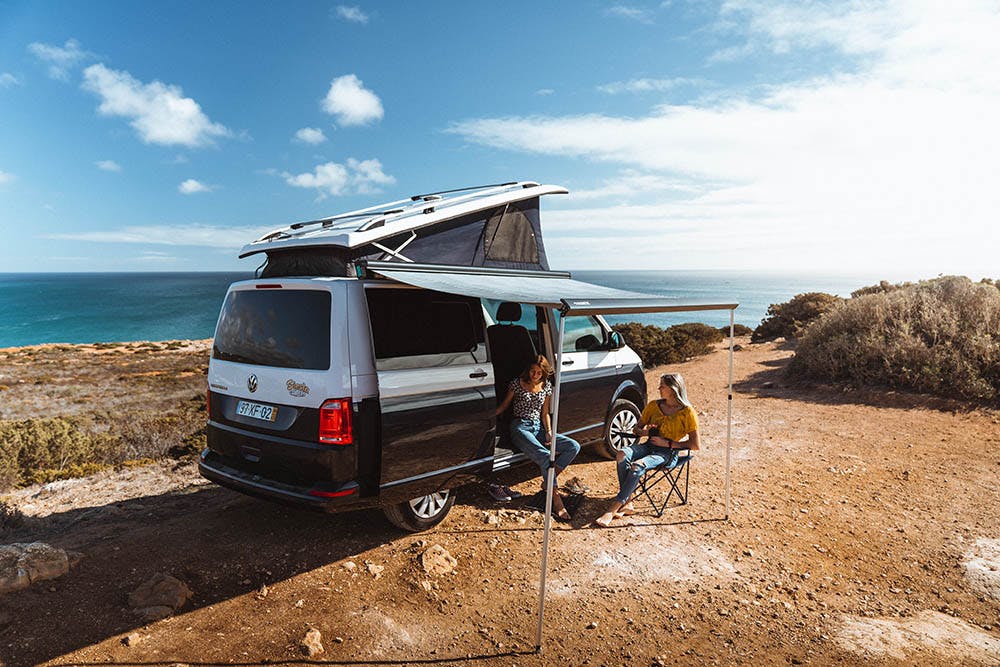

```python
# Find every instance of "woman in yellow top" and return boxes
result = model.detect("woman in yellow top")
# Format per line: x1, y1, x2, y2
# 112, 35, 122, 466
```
595, 373, 699, 527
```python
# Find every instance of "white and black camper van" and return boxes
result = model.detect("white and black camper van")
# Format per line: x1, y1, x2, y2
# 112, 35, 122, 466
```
200, 182, 648, 530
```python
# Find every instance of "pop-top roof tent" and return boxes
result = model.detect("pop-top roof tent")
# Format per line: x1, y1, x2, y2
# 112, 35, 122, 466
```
240, 181, 565, 277
241, 182, 738, 652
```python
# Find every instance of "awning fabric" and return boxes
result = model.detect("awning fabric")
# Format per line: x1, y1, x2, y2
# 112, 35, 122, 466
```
365, 262, 738, 314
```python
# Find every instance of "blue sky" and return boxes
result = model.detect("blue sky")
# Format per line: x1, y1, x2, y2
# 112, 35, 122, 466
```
0, 1, 997, 277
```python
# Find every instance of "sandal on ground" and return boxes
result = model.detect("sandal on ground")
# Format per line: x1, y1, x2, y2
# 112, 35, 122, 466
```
562, 476, 591, 495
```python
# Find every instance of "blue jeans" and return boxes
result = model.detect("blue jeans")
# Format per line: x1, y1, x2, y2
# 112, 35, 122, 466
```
510, 417, 580, 485
615, 441, 679, 504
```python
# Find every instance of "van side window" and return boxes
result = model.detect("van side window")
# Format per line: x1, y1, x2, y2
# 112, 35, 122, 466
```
367, 288, 488, 370
561, 315, 606, 353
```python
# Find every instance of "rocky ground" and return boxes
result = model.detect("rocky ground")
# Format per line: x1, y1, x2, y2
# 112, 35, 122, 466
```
1, 339, 999, 666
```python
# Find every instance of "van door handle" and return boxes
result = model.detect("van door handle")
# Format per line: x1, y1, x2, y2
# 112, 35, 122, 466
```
469, 370, 488, 378
562, 360, 575, 366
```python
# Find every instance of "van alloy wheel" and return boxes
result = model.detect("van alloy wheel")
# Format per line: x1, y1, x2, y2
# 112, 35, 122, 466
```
383, 489, 456, 532
409, 491, 450, 519
595, 399, 641, 460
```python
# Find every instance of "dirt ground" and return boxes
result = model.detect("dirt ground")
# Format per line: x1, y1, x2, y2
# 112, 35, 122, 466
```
2, 339, 1000, 666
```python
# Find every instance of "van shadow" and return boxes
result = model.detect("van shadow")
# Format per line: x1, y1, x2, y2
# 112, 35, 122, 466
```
0, 484, 404, 667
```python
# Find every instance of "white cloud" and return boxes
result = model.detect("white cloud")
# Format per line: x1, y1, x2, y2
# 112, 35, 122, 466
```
449, 0, 1000, 276
45, 223, 273, 247
0, 73, 20, 88
135, 251, 179, 263
568, 170, 705, 200
27, 39, 94, 80
335, 5, 370, 24
294, 127, 327, 144
536, 88, 555, 96
283, 157, 394, 198
82, 64, 231, 147
178, 179, 213, 194
606, 5, 654, 23
597, 77, 706, 94
0, 170, 12, 184
322, 74, 383, 126
95, 159, 121, 172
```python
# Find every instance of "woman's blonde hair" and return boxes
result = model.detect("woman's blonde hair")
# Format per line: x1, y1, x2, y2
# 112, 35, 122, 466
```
520, 355, 553, 383
660, 372, 691, 406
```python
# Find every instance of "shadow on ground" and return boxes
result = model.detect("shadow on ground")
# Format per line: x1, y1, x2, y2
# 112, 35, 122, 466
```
0, 484, 403, 666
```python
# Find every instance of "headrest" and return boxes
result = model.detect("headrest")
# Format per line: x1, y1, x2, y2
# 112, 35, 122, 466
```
496, 302, 522, 323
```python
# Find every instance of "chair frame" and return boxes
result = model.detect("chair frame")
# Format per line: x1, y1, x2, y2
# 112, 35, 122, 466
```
636, 451, 692, 517
612, 430, 694, 517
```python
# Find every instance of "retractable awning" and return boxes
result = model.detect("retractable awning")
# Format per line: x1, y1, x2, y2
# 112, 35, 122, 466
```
359, 260, 738, 653
361, 261, 738, 314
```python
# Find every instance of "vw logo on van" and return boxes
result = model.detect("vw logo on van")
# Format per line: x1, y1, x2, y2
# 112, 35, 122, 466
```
247, 374, 258, 393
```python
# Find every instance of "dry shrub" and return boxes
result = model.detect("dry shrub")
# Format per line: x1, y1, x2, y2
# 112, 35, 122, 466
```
790, 276, 1000, 400
719, 323, 753, 337
612, 322, 723, 368
752, 292, 844, 342
0, 393, 206, 490
0, 417, 117, 491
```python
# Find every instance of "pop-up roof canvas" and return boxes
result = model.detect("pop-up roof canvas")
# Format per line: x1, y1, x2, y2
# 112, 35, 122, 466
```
241, 183, 565, 278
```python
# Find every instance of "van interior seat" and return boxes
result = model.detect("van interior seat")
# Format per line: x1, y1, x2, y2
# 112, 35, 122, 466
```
487, 302, 538, 449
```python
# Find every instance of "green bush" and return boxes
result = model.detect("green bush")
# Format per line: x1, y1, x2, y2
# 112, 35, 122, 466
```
752, 292, 844, 342
789, 276, 1000, 400
612, 321, 722, 368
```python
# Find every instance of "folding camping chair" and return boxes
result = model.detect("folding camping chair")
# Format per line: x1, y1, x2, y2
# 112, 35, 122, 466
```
613, 431, 694, 517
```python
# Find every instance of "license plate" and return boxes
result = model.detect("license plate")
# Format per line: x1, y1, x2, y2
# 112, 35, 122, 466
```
236, 400, 278, 422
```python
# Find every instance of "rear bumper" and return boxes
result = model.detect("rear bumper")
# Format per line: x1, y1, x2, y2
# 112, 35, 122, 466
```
198, 449, 373, 512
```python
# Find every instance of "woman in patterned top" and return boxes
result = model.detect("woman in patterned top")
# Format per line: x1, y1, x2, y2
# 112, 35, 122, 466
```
495, 355, 581, 520
595, 372, 699, 527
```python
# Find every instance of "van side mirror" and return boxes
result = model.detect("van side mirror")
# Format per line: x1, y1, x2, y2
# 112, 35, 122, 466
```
608, 331, 624, 350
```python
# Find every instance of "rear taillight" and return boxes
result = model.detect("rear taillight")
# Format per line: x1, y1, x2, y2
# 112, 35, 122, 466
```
319, 398, 353, 445
206, 388, 212, 419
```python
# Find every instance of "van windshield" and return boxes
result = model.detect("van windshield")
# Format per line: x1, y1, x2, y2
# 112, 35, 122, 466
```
212, 289, 331, 370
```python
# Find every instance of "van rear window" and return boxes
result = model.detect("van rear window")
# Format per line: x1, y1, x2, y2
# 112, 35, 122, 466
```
212, 289, 331, 370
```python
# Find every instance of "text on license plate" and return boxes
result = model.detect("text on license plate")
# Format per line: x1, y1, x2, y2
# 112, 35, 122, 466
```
236, 400, 278, 422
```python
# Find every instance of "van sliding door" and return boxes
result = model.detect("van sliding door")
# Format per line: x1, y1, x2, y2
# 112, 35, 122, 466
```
366, 287, 495, 499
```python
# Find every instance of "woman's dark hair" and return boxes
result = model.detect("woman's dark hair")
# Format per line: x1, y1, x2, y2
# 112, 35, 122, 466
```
520, 355, 553, 383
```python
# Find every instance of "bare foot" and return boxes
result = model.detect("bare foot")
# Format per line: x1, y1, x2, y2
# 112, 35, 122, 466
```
552, 493, 571, 521
614, 502, 637, 518
594, 512, 616, 528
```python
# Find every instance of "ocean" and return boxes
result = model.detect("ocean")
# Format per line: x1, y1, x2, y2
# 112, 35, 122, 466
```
0, 270, 887, 348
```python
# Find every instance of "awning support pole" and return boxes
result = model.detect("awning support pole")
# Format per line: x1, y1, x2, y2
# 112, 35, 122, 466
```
535, 311, 566, 652
725, 308, 734, 520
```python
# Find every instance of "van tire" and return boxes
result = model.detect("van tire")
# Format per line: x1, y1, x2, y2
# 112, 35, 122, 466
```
383, 490, 456, 532
595, 399, 641, 460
